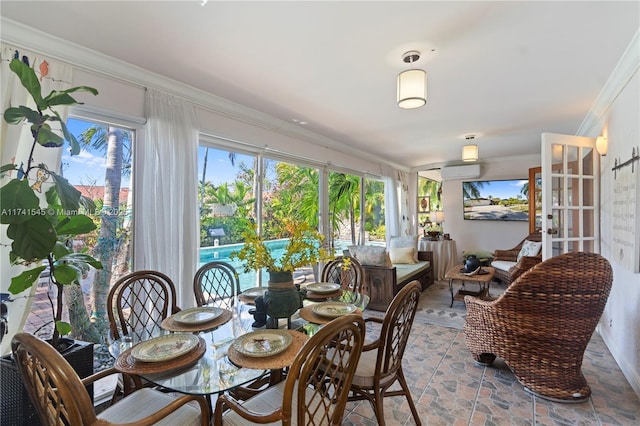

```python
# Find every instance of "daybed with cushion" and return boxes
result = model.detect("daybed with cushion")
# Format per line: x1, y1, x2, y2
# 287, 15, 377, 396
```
349, 237, 434, 311
490, 231, 542, 285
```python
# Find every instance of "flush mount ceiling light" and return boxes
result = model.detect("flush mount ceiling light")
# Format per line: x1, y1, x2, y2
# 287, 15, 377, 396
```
397, 51, 426, 109
462, 135, 479, 162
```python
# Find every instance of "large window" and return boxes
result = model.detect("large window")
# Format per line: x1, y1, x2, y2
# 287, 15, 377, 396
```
24, 117, 134, 341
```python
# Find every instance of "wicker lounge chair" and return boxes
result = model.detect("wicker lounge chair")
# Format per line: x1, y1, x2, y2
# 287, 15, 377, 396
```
490, 231, 542, 285
464, 252, 613, 402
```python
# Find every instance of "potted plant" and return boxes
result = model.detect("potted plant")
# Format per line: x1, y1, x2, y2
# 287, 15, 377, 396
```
230, 219, 332, 321
424, 223, 443, 241
0, 59, 103, 348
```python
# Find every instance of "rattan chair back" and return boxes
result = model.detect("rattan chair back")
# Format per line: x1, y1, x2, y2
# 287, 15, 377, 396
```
215, 314, 365, 425
321, 255, 365, 295
348, 280, 422, 425
107, 270, 180, 341
12, 333, 98, 425
193, 261, 240, 309
464, 251, 613, 401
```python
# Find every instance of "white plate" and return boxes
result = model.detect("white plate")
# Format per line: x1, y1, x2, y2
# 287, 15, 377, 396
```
242, 287, 267, 299
306, 282, 341, 294
232, 330, 293, 358
312, 302, 357, 318
172, 307, 224, 324
131, 334, 199, 362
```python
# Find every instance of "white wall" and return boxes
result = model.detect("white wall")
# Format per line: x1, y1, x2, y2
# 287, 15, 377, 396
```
596, 68, 640, 397
440, 156, 539, 262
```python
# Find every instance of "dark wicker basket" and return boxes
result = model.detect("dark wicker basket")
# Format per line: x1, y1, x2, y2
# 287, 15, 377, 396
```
1, 339, 94, 425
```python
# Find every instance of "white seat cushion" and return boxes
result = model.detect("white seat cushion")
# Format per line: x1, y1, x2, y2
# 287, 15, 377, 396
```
97, 387, 202, 426
491, 260, 516, 272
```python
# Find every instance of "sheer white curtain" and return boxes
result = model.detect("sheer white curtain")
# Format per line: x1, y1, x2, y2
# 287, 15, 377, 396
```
0, 44, 73, 355
381, 164, 401, 240
140, 89, 199, 310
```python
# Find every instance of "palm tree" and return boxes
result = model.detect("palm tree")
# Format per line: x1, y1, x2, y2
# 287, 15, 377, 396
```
329, 173, 360, 246
72, 125, 130, 340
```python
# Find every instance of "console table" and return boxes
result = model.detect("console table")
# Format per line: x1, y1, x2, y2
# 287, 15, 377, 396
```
418, 239, 457, 280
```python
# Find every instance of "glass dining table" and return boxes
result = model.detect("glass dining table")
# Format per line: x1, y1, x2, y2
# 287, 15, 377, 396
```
107, 288, 369, 397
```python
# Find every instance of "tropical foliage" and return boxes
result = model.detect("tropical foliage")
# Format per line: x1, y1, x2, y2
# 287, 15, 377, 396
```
230, 219, 332, 273
0, 59, 102, 348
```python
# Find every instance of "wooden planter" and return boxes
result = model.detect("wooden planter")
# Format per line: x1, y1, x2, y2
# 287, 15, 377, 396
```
1, 338, 94, 426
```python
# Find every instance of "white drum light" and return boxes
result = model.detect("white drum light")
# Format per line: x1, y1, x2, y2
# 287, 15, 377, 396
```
397, 51, 426, 109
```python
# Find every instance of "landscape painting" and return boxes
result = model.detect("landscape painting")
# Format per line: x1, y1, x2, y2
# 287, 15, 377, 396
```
463, 179, 529, 221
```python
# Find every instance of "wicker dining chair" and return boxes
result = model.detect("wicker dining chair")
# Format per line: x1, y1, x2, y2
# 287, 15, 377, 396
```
347, 280, 422, 426
214, 313, 365, 425
193, 261, 240, 309
321, 255, 366, 301
464, 251, 613, 402
107, 270, 180, 341
11, 332, 209, 426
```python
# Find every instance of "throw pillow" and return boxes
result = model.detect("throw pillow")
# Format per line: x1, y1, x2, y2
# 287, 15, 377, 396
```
389, 235, 419, 261
517, 240, 542, 261
389, 247, 417, 264
348, 245, 390, 266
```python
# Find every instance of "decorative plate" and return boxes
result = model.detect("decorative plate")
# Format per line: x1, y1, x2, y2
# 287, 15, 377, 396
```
232, 330, 293, 358
242, 287, 267, 299
306, 282, 341, 294
172, 307, 224, 324
131, 334, 199, 362
312, 302, 357, 318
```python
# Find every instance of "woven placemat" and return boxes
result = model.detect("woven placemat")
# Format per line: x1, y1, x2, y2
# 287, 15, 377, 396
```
299, 305, 362, 325
227, 330, 308, 370
304, 289, 342, 301
114, 336, 206, 375
161, 308, 232, 332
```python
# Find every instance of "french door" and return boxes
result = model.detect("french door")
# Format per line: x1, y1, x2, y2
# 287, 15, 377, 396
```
541, 133, 599, 260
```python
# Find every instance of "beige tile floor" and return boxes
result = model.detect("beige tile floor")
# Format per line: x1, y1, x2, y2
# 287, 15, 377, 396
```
341, 281, 640, 425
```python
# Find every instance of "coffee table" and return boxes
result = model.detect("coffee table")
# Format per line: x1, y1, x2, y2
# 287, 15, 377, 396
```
444, 265, 495, 307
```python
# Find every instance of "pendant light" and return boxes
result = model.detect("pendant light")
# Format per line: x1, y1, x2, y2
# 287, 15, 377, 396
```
397, 51, 427, 109
462, 135, 479, 162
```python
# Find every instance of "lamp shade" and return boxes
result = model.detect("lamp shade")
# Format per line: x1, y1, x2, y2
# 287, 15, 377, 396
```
430, 211, 445, 224
462, 145, 479, 162
397, 69, 426, 109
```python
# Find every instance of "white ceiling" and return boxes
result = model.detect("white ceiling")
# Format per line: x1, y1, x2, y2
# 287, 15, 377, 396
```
1, 1, 638, 170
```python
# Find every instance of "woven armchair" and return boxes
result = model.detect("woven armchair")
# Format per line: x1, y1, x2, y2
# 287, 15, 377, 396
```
464, 252, 613, 402
491, 231, 542, 285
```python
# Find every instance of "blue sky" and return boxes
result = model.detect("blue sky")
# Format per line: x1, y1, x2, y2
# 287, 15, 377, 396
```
467, 179, 528, 200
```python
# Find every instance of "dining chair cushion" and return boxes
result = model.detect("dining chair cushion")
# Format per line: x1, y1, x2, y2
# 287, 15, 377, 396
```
98, 388, 203, 426
221, 382, 319, 425
350, 349, 378, 387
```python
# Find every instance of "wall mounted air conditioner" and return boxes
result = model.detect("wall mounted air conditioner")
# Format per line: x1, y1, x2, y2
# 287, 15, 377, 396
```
440, 164, 481, 180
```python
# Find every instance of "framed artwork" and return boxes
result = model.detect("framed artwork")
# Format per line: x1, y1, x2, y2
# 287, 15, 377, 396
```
418, 196, 430, 213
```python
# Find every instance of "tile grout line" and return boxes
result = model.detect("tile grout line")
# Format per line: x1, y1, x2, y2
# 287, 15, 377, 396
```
469, 361, 487, 425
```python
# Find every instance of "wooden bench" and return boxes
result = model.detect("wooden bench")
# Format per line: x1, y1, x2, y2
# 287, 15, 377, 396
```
362, 251, 434, 311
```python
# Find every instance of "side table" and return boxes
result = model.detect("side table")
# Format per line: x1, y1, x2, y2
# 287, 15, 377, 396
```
444, 265, 495, 307
418, 239, 457, 280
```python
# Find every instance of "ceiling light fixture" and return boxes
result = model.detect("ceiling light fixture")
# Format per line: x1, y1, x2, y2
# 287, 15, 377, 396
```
462, 135, 479, 162
397, 51, 426, 109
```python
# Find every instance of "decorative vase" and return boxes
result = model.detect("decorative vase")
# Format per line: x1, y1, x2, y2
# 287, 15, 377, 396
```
263, 270, 303, 325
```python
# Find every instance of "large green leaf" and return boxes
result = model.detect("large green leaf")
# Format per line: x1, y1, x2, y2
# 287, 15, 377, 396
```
58, 252, 103, 270
35, 123, 65, 147
9, 59, 45, 109
57, 115, 81, 155
55, 213, 97, 236
4, 105, 42, 125
8, 216, 57, 260
44, 86, 98, 107
55, 321, 71, 336
52, 241, 71, 259
49, 172, 82, 211
52, 263, 81, 285
0, 179, 40, 224
8, 266, 46, 294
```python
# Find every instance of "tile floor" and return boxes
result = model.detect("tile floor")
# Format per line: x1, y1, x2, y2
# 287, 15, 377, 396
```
341, 281, 640, 425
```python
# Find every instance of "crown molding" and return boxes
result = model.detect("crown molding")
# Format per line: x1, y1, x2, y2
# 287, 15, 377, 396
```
577, 29, 640, 137
1, 18, 407, 173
